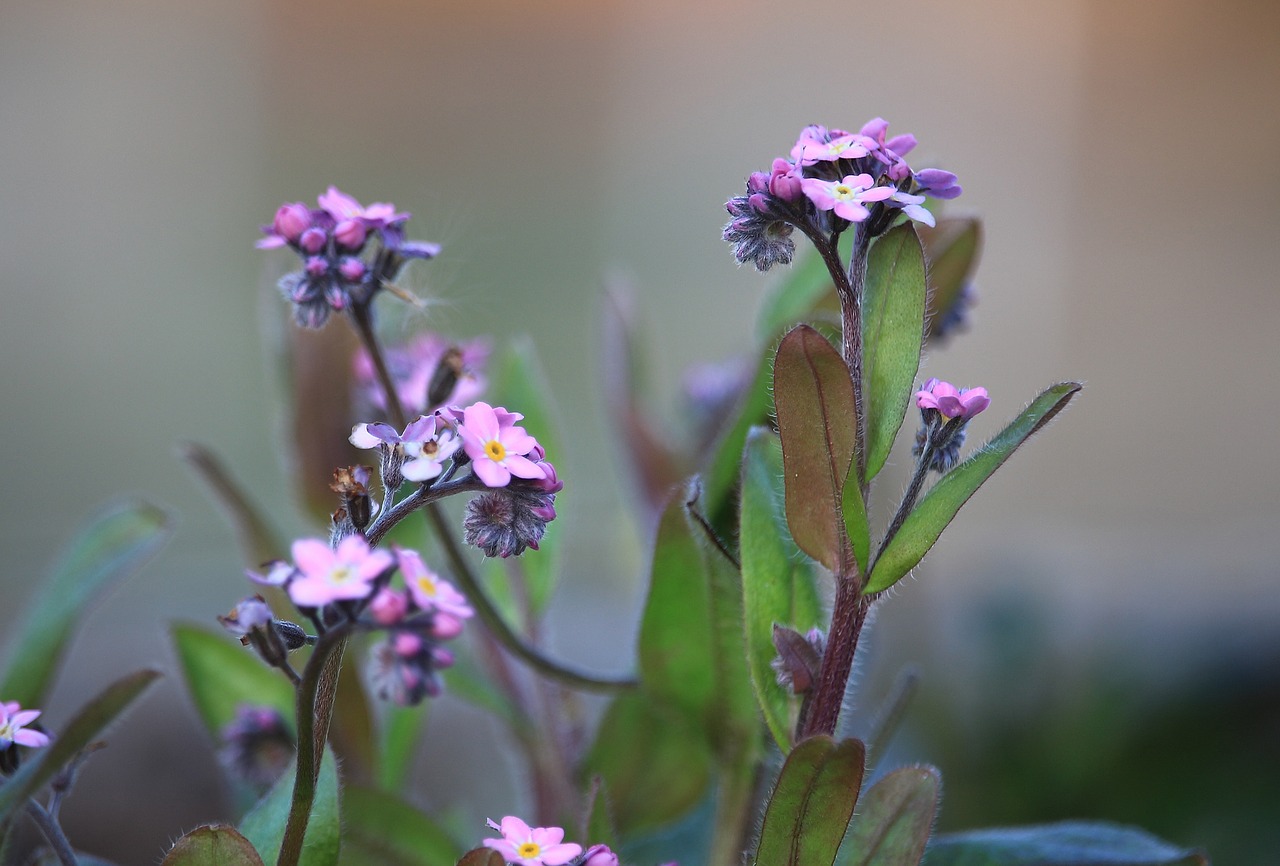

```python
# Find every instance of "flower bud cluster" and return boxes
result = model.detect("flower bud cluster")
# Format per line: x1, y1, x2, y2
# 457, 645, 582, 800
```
724, 118, 962, 271
257, 186, 441, 327
913, 377, 990, 473
218, 705, 294, 791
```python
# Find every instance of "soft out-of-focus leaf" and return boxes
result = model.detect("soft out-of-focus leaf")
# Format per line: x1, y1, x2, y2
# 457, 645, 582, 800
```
921, 821, 1209, 866
456, 850, 505, 866
752, 736, 866, 866
285, 323, 361, 520
702, 344, 774, 535
376, 701, 429, 792
755, 234, 851, 342
601, 286, 686, 512
739, 428, 823, 750
0, 501, 170, 708
637, 480, 756, 755
867, 382, 1081, 592
583, 776, 620, 851
918, 218, 982, 342
172, 623, 297, 741
773, 325, 857, 572
240, 748, 340, 866
838, 765, 940, 866
161, 825, 266, 866
178, 442, 284, 567
0, 669, 162, 821
862, 224, 927, 482
339, 786, 459, 865
443, 646, 522, 728
584, 692, 714, 834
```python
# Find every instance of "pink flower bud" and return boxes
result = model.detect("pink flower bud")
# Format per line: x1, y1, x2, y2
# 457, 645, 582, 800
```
393, 632, 424, 657
584, 845, 620, 866
334, 219, 367, 250
768, 158, 803, 202
273, 203, 312, 242
305, 256, 327, 277
370, 588, 409, 625
431, 646, 455, 668
431, 612, 464, 640
338, 257, 366, 281
299, 227, 327, 254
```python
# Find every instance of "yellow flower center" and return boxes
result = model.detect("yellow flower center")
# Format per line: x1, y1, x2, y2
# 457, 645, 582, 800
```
518, 842, 541, 859
833, 184, 856, 200
485, 439, 506, 462
415, 575, 438, 597
331, 566, 354, 584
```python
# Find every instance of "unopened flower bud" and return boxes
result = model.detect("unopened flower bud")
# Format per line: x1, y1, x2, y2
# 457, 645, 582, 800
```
305, 256, 328, 277
219, 705, 294, 792
219, 595, 273, 641
333, 219, 367, 249
274, 620, 310, 651
338, 256, 366, 282
430, 646, 455, 668
430, 612, 464, 640
299, 227, 327, 254
370, 588, 409, 625
393, 632, 424, 657
273, 203, 312, 242
583, 845, 621, 866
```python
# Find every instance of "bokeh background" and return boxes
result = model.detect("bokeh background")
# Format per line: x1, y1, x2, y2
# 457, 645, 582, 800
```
2, 0, 1278, 863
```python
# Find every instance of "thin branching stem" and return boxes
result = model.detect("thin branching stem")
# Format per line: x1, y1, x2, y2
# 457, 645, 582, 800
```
25, 800, 77, 866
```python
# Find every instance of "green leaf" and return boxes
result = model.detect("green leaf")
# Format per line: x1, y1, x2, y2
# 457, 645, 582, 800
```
701, 344, 774, 533
838, 766, 940, 866
773, 325, 857, 572
583, 692, 714, 835
739, 428, 823, 750
456, 850, 505, 866
918, 218, 982, 343
637, 480, 756, 755
240, 748, 341, 866
172, 623, 297, 741
339, 786, 460, 865
752, 736, 867, 866
867, 382, 1082, 593
376, 701, 429, 792
921, 821, 1209, 866
161, 825, 266, 866
443, 645, 522, 729
862, 224, 927, 481
0, 501, 170, 708
841, 471, 871, 579
0, 669, 162, 820
583, 776, 620, 851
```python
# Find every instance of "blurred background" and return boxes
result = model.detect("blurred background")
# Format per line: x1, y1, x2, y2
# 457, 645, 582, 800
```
1, 0, 1277, 863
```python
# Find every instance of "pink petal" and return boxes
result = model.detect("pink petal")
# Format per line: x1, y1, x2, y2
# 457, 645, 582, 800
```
402, 457, 444, 482
498, 428, 539, 456
499, 816, 533, 841
355, 549, 394, 582
463, 402, 501, 441
11, 710, 40, 728
474, 459, 512, 488
503, 454, 546, 480
335, 535, 373, 564
292, 539, 335, 576
288, 578, 338, 607
317, 186, 362, 218
531, 827, 565, 847
540, 843, 584, 866
255, 235, 287, 249
14, 729, 50, 748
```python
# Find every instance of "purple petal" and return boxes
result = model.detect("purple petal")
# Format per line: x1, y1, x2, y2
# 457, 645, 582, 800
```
14, 729, 50, 748
401, 415, 438, 442
397, 240, 441, 260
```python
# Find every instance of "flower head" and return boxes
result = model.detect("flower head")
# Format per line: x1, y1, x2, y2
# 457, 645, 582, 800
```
395, 548, 473, 620
915, 378, 990, 420
723, 191, 795, 272
483, 816, 582, 866
801, 174, 894, 223
0, 701, 49, 751
287, 535, 392, 608
459, 402, 545, 488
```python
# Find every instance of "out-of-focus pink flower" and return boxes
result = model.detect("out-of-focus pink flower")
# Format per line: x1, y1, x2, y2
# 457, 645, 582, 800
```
795, 132, 875, 165
915, 378, 990, 420
483, 816, 582, 866
354, 334, 490, 417
246, 560, 295, 587
317, 186, 409, 228
287, 536, 391, 607
459, 402, 546, 488
369, 588, 409, 626
801, 174, 894, 222
395, 548, 474, 620
583, 844, 620, 866
351, 414, 461, 483
218, 595, 273, 638
0, 701, 49, 750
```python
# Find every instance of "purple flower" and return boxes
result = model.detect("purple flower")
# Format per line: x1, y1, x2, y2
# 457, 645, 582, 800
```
886, 188, 936, 228
801, 174, 894, 223
583, 844, 621, 866
483, 816, 582, 866
915, 168, 963, 200
459, 402, 545, 488
287, 536, 392, 608
395, 548, 473, 620
351, 413, 461, 483
354, 333, 489, 418
218, 595, 273, 638
0, 701, 49, 750
915, 378, 990, 420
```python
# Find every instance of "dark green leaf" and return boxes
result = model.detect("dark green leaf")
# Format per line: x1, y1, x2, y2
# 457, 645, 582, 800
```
456, 850, 505, 866
838, 765, 940, 866
0, 669, 162, 820
172, 623, 297, 741
583, 692, 714, 834
376, 701, 429, 792
739, 428, 823, 750
919, 218, 982, 342
240, 748, 340, 866
921, 821, 1209, 866
773, 325, 857, 572
161, 825, 266, 866
701, 345, 774, 532
0, 501, 170, 708
862, 224, 927, 481
868, 382, 1082, 593
752, 736, 867, 866
339, 786, 460, 865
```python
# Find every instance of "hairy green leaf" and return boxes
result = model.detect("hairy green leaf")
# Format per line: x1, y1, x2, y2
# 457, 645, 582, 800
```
919, 218, 982, 342
161, 825, 266, 866
172, 623, 297, 742
838, 765, 940, 866
868, 382, 1082, 593
240, 748, 340, 866
921, 821, 1209, 866
753, 736, 867, 866
339, 786, 460, 865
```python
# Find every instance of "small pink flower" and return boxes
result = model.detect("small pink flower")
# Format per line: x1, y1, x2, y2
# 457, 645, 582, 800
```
287, 536, 392, 608
583, 844, 620, 866
801, 175, 894, 223
795, 132, 875, 165
888, 188, 936, 227
369, 588, 409, 625
459, 402, 546, 488
218, 595, 273, 638
0, 701, 50, 750
483, 816, 582, 866
351, 414, 461, 483
915, 378, 990, 420
317, 186, 409, 229
395, 548, 473, 620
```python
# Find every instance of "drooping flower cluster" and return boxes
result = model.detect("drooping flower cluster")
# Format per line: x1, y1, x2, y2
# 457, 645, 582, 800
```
354, 332, 490, 418
257, 187, 441, 327
724, 118, 962, 271
913, 377, 990, 472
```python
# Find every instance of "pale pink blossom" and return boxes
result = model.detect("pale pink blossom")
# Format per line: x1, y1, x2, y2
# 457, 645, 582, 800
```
395, 548, 473, 620
915, 378, 990, 420
287, 536, 391, 607
483, 816, 582, 866
459, 402, 545, 488
0, 701, 49, 750
801, 174, 894, 222
350, 414, 461, 483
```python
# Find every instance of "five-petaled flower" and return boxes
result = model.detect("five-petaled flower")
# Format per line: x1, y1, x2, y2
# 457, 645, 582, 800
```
287, 536, 392, 608
395, 547, 474, 621
483, 816, 582, 866
915, 378, 990, 420
801, 174, 894, 223
351, 413, 462, 483
0, 701, 49, 751
459, 402, 546, 488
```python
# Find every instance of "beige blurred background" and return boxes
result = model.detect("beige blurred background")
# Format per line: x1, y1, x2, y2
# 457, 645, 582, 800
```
1, 0, 1277, 861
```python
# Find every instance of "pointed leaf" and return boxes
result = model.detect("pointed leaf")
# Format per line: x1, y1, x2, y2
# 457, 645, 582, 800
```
702, 344, 774, 533
739, 428, 823, 749
921, 821, 1209, 866
240, 748, 341, 866
339, 786, 460, 865
838, 765, 940, 866
161, 825, 266, 866
172, 623, 297, 742
583, 693, 713, 834
919, 218, 981, 342
456, 850, 505, 866
862, 224, 927, 481
0, 501, 170, 708
376, 701, 429, 792
868, 383, 1082, 593
0, 669, 162, 820
773, 325, 857, 572
752, 736, 867, 866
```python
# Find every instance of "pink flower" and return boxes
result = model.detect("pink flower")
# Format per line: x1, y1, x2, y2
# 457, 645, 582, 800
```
794, 132, 875, 165
767, 158, 803, 202
888, 188, 936, 227
801, 174, 894, 223
583, 844, 620, 866
0, 701, 50, 750
395, 548, 473, 620
369, 588, 409, 625
459, 402, 546, 488
351, 414, 461, 483
354, 334, 490, 417
317, 186, 409, 229
287, 536, 392, 608
483, 816, 582, 866
915, 378, 990, 420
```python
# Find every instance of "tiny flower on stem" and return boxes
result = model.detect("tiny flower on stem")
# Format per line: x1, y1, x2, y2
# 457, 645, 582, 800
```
915, 378, 990, 420
483, 816, 582, 866
0, 701, 49, 750
801, 174, 894, 223
395, 547, 474, 620
459, 402, 545, 488
287, 535, 392, 608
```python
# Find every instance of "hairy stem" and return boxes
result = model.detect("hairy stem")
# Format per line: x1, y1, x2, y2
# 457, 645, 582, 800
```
25, 800, 77, 866
799, 578, 870, 739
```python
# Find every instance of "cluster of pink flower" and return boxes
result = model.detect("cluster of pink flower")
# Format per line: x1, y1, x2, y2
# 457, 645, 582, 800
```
482, 817, 639, 866
913, 377, 991, 472
724, 118, 962, 271
257, 187, 441, 327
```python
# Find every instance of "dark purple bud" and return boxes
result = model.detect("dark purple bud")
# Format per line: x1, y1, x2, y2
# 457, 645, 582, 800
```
305, 256, 327, 277
771, 624, 825, 694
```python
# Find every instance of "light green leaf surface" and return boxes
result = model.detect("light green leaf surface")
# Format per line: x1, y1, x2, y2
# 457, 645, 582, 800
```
161, 825, 266, 866
921, 821, 1208, 866
240, 748, 341, 866
838, 765, 940, 866
172, 623, 297, 741
752, 736, 867, 866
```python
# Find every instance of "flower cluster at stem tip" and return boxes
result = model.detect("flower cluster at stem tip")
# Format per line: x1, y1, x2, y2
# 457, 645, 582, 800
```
483, 816, 634, 866
723, 117, 962, 271
913, 377, 990, 473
